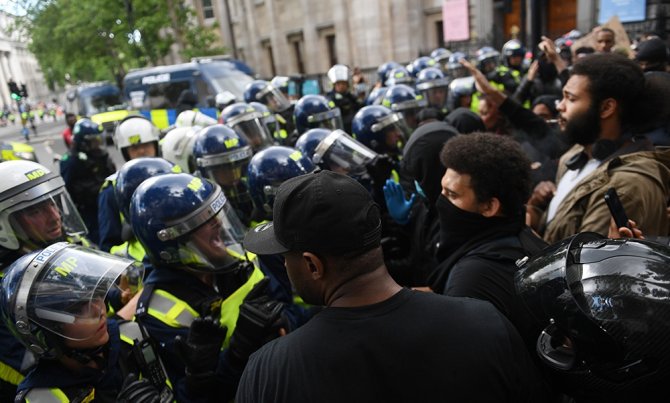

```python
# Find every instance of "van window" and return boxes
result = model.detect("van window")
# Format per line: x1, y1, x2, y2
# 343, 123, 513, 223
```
145, 80, 191, 109
194, 78, 215, 107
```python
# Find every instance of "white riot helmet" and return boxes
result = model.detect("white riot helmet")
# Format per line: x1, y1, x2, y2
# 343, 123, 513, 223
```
327, 64, 351, 84
114, 115, 160, 161
175, 110, 218, 128
160, 125, 202, 173
0, 161, 87, 250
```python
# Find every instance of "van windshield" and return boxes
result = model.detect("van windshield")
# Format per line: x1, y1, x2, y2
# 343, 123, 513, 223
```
80, 87, 126, 115
199, 65, 253, 99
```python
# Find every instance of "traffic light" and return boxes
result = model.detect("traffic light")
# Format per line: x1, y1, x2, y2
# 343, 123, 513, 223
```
8, 80, 20, 99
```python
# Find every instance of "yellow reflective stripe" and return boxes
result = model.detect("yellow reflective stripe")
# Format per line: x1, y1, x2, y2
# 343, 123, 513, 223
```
220, 267, 265, 347
0, 361, 24, 385
391, 169, 400, 184
119, 321, 144, 346
109, 242, 129, 257
25, 388, 70, 403
147, 290, 200, 328
150, 110, 170, 130
226, 244, 257, 263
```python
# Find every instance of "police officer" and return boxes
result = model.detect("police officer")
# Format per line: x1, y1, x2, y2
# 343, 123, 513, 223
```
381, 84, 428, 131
130, 173, 287, 401
243, 80, 296, 145
192, 124, 256, 227
0, 243, 175, 402
219, 103, 275, 152
98, 115, 160, 252
60, 118, 116, 245
415, 67, 450, 119
325, 64, 363, 134
293, 94, 344, 137
0, 160, 90, 400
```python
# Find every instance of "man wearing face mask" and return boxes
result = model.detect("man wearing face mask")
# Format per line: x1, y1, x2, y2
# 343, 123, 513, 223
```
428, 133, 547, 349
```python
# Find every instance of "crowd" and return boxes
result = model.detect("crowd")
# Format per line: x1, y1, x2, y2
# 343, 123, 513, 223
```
0, 26, 669, 403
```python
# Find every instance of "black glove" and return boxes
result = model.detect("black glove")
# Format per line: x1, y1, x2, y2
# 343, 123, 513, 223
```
117, 373, 160, 403
228, 278, 285, 367
174, 316, 228, 376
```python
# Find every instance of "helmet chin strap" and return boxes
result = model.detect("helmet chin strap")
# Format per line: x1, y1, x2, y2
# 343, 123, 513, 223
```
62, 343, 108, 368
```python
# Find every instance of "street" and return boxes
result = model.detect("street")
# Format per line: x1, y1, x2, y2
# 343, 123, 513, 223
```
0, 118, 125, 172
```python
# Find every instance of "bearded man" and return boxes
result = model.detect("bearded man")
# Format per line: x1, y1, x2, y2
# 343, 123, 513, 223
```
526, 53, 670, 242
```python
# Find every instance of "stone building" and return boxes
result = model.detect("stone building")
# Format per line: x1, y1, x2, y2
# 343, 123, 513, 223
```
0, 10, 50, 108
188, 0, 667, 78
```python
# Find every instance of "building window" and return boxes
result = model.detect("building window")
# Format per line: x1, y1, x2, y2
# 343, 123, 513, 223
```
292, 40, 305, 74
326, 34, 337, 66
266, 45, 276, 76
435, 20, 445, 48
202, 0, 215, 19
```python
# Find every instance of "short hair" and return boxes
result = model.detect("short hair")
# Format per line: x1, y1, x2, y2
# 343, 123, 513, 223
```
439, 132, 531, 216
321, 245, 385, 277
599, 27, 615, 37
570, 53, 645, 130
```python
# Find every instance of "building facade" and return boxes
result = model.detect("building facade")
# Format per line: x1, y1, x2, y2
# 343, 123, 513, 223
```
0, 11, 50, 108
189, 0, 668, 78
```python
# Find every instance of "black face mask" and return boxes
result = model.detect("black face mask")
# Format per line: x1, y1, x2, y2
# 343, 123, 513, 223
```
435, 194, 510, 254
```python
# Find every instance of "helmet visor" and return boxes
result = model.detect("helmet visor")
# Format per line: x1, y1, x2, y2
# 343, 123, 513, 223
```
26, 244, 143, 341
307, 108, 344, 131
230, 119, 274, 152
371, 112, 412, 148
257, 85, 292, 113
178, 204, 248, 273
314, 130, 378, 177
5, 180, 87, 248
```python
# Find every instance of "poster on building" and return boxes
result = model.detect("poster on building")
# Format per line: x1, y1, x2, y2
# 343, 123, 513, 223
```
598, 0, 646, 24
443, 0, 470, 42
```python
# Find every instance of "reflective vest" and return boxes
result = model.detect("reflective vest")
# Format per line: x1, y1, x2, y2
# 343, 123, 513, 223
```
145, 251, 265, 346
0, 360, 23, 386
110, 238, 146, 263
23, 387, 94, 403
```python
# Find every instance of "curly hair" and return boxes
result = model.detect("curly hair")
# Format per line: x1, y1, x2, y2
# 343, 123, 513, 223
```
570, 53, 645, 131
439, 133, 531, 216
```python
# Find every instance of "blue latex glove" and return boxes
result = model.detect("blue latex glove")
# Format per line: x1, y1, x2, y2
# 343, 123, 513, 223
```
383, 179, 416, 225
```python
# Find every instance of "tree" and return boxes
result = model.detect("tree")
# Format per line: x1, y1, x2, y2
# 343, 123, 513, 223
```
14, 0, 225, 90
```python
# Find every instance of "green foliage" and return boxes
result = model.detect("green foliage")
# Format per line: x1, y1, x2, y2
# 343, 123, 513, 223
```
18, 0, 226, 90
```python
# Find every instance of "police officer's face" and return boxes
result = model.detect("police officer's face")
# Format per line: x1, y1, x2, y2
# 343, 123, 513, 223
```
189, 214, 229, 266
334, 81, 349, 94
427, 88, 447, 108
15, 199, 62, 243
62, 299, 109, 349
211, 166, 242, 187
126, 142, 157, 160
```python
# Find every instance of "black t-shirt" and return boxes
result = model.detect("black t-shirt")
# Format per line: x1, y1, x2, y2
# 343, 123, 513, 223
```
236, 288, 548, 403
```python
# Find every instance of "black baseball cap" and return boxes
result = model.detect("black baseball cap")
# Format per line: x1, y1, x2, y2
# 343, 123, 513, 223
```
243, 170, 382, 255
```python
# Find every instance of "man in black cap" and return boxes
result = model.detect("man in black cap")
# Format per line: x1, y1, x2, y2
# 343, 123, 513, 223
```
635, 37, 669, 73
238, 170, 548, 403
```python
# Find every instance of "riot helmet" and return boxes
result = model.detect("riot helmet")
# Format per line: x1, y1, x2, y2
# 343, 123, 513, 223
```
365, 86, 387, 106
130, 173, 247, 271
243, 80, 292, 113
447, 51, 469, 79
410, 56, 438, 78
192, 124, 254, 223
476, 46, 501, 74
215, 91, 237, 111
431, 47, 452, 64
174, 110, 218, 128
381, 84, 428, 130
0, 243, 143, 357
247, 146, 315, 220
0, 161, 87, 250
416, 67, 450, 109
160, 125, 202, 173
327, 64, 351, 85
351, 105, 411, 156
376, 61, 402, 84
114, 157, 181, 222
249, 101, 285, 144
446, 76, 475, 111
114, 115, 160, 161
516, 232, 670, 400
296, 129, 377, 178
72, 118, 104, 154
293, 94, 343, 135
502, 39, 526, 69
220, 102, 274, 151
384, 66, 414, 87
270, 76, 290, 98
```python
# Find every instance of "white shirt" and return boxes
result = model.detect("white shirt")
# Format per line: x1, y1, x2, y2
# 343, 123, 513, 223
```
546, 159, 601, 222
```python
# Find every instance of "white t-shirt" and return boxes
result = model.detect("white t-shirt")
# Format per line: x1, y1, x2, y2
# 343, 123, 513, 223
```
546, 159, 601, 222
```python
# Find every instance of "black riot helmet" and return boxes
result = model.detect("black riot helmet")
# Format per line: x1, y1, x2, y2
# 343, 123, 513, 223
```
515, 232, 670, 401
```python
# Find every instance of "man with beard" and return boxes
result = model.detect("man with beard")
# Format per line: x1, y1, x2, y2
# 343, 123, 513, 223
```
527, 53, 670, 243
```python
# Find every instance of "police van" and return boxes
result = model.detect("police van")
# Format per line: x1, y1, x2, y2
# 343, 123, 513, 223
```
66, 82, 130, 144
122, 58, 255, 129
